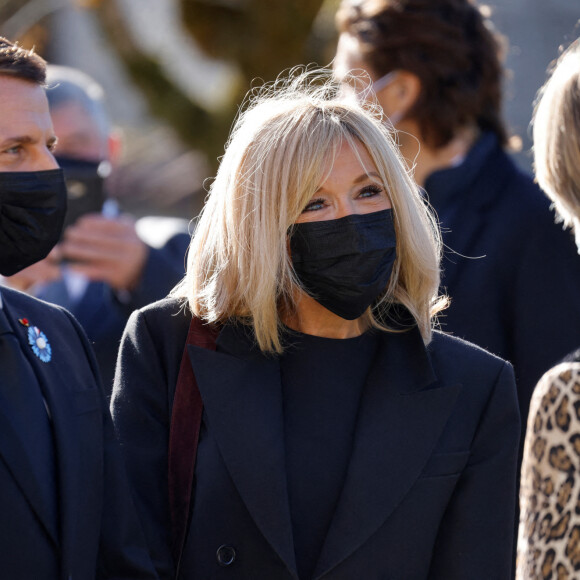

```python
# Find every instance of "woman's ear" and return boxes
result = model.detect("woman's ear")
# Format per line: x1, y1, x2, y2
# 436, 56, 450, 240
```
376, 71, 421, 118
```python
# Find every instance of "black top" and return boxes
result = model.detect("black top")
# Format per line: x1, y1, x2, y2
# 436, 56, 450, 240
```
280, 328, 379, 580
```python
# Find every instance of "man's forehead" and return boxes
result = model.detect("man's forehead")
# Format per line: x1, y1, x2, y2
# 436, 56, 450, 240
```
0, 73, 44, 95
0, 75, 53, 140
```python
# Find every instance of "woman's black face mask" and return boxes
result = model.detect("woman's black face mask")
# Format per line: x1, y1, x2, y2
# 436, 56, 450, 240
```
289, 208, 397, 320
0, 169, 68, 276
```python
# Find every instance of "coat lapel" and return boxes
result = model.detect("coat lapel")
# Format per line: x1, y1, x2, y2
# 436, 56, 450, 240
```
187, 319, 462, 579
314, 325, 462, 579
187, 323, 298, 579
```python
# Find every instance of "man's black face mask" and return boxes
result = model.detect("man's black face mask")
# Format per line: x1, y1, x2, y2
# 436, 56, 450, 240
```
0, 169, 67, 276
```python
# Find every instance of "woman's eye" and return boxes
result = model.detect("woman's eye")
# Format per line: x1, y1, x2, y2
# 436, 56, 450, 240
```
302, 198, 326, 212
358, 184, 383, 198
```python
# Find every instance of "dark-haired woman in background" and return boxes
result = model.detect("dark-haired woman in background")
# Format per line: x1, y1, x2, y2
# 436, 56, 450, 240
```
334, 0, 580, 436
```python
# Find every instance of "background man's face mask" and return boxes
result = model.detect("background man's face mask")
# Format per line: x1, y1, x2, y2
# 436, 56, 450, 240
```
55, 156, 107, 230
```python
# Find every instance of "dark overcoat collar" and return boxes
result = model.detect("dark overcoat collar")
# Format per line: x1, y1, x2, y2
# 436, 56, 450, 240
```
425, 131, 505, 212
424, 132, 515, 288
188, 320, 461, 579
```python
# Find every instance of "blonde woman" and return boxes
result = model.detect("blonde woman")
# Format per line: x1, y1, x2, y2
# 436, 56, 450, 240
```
517, 41, 580, 580
111, 70, 520, 580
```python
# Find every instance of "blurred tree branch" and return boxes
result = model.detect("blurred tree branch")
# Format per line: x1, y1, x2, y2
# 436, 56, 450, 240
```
95, 0, 229, 165
93, 0, 329, 169
1, 0, 68, 40
180, 0, 325, 79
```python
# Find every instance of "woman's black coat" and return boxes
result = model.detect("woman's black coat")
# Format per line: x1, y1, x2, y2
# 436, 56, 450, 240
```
111, 297, 520, 580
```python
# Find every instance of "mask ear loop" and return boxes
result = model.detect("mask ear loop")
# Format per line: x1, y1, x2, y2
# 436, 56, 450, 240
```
372, 71, 398, 93
371, 71, 404, 128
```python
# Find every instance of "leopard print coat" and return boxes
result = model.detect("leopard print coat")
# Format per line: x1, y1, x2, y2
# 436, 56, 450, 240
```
517, 361, 580, 579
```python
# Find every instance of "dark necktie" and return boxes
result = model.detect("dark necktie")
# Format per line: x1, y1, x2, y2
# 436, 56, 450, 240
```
0, 306, 59, 537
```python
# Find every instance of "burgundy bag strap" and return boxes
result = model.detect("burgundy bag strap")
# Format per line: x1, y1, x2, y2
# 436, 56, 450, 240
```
168, 317, 219, 569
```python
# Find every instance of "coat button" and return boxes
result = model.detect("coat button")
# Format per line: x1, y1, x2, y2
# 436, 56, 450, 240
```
216, 544, 236, 567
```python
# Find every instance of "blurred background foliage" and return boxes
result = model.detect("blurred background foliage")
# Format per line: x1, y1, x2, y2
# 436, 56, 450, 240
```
95, 0, 338, 165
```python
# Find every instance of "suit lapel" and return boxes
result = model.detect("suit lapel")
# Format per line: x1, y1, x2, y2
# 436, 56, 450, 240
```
314, 326, 462, 579
29, 350, 82, 575
0, 298, 61, 546
4, 295, 88, 570
0, 391, 60, 544
187, 323, 298, 579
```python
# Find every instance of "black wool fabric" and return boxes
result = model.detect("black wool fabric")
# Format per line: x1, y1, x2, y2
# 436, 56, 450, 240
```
279, 328, 379, 580
424, 132, 580, 435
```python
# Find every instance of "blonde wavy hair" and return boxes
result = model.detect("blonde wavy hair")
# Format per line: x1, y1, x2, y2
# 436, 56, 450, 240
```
173, 68, 447, 353
533, 40, 580, 233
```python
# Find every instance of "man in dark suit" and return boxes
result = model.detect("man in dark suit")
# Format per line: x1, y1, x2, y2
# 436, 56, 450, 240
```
4, 65, 191, 391
0, 37, 158, 579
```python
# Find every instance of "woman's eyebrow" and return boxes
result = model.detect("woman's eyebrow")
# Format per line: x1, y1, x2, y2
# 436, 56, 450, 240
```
354, 171, 380, 183
314, 171, 381, 194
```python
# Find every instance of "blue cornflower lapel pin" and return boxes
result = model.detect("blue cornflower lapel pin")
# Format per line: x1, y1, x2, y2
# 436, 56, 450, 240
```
19, 318, 52, 363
